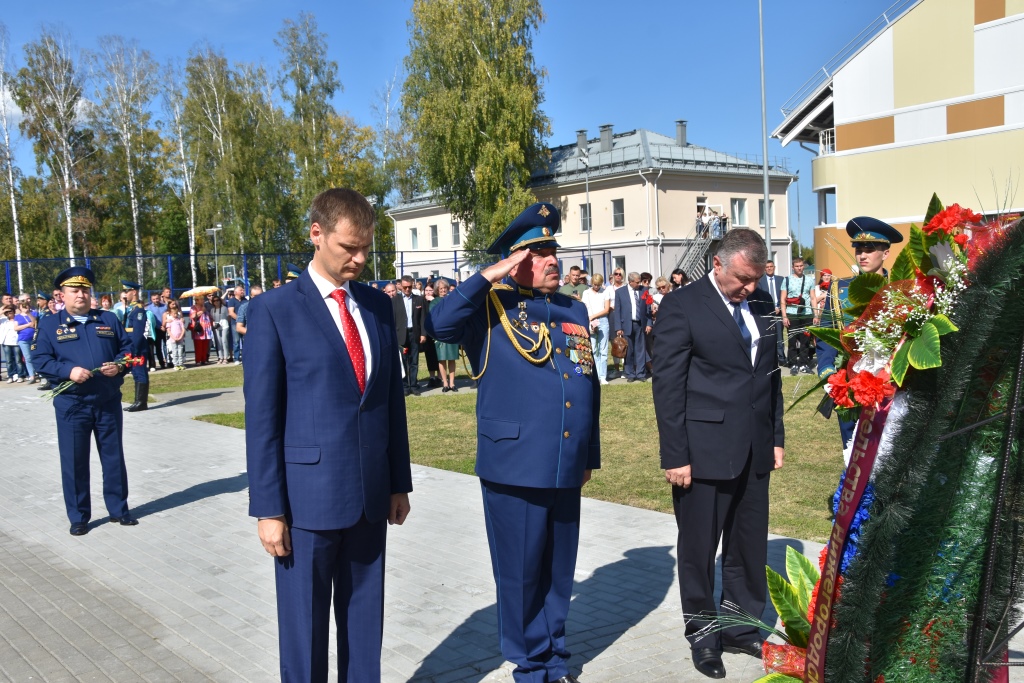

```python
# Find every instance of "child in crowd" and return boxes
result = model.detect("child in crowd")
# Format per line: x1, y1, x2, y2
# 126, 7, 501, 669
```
164, 301, 187, 370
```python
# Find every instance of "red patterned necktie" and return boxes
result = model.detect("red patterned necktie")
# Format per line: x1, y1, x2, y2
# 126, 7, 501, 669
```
328, 288, 366, 393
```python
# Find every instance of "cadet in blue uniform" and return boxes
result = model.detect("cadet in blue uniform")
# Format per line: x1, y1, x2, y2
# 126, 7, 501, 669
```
32, 267, 139, 536
120, 281, 150, 412
816, 216, 903, 455
426, 203, 600, 683
284, 262, 302, 283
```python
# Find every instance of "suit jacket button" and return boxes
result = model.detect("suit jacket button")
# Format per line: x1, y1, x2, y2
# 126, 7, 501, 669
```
752, 404, 756, 409
564, 431, 570, 438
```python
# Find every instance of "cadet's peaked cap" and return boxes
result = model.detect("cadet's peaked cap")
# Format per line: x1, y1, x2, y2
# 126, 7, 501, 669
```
120, 279, 141, 290
486, 203, 562, 257
36, 291, 51, 301
846, 216, 904, 245
285, 263, 302, 279
55, 266, 96, 290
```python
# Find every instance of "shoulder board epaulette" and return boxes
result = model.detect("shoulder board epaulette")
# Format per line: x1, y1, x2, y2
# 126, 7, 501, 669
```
492, 284, 514, 291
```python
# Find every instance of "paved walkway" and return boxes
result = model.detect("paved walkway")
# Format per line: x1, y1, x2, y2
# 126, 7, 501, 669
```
0, 379, 1004, 682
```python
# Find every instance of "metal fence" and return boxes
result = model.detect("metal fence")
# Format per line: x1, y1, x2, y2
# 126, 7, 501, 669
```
2, 247, 615, 298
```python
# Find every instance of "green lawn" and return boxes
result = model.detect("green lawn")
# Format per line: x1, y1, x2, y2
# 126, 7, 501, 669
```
191, 368, 843, 542
127, 365, 244, 395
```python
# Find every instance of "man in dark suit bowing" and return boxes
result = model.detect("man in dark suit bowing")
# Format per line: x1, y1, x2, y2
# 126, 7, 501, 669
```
758, 259, 787, 366
244, 188, 412, 683
652, 228, 785, 679
611, 271, 651, 382
392, 274, 426, 395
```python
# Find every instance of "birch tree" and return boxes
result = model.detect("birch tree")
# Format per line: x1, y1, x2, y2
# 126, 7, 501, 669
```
0, 23, 24, 292
276, 12, 340, 211
91, 35, 158, 284
163, 61, 199, 287
14, 27, 88, 264
403, 0, 550, 254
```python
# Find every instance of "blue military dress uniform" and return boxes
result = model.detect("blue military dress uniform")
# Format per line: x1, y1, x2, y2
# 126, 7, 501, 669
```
816, 216, 903, 453
121, 281, 150, 412
32, 267, 137, 535
426, 203, 600, 683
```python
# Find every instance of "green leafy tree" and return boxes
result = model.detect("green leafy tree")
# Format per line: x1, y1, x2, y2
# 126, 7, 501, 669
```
402, 0, 550, 256
276, 12, 341, 212
89, 35, 160, 284
13, 27, 90, 264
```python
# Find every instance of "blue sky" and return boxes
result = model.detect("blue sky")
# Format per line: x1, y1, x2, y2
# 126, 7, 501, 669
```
4, 0, 898, 245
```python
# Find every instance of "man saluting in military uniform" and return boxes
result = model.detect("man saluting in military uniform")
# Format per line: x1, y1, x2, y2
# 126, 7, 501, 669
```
426, 203, 600, 683
120, 280, 150, 412
32, 267, 139, 536
816, 216, 904, 458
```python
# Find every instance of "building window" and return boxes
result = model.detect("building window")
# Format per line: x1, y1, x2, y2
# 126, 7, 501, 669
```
410, 227, 419, 250
430, 270, 439, 278
612, 199, 624, 228
429, 224, 438, 249
758, 199, 775, 228
451, 221, 460, 246
730, 198, 747, 227
410, 271, 419, 280
613, 256, 625, 274
580, 203, 591, 232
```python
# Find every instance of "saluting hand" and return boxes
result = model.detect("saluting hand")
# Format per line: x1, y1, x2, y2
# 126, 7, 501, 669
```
69, 366, 93, 383
258, 516, 292, 557
480, 248, 530, 284
665, 465, 692, 489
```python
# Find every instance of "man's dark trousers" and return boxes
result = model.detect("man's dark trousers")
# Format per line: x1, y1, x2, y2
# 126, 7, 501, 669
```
275, 518, 386, 683
54, 394, 130, 524
481, 480, 580, 683
401, 332, 420, 390
787, 316, 814, 368
673, 452, 768, 650
625, 320, 648, 380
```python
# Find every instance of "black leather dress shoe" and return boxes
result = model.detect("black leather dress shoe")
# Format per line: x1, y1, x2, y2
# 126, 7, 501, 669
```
109, 515, 139, 526
692, 648, 726, 679
723, 640, 763, 658
552, 676, 579, 683
69, 523, 89, 536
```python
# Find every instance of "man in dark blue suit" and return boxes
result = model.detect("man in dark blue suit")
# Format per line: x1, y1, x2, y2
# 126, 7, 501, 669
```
244, 188, 412, 683
611, 271, 651, 381
426, 203, 600, 683
120, 281, 150, 412
758, 260, 787, 366
652, 229, 785, 679
32, 267, 139, 536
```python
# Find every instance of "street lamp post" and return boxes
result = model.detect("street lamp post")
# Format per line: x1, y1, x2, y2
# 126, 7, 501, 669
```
206, 223, 222, 285
758, 0, 773, 259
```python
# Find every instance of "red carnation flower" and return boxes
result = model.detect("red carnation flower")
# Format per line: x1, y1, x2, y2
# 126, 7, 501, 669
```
953, 233, 969, 247
922, 203, 983, 236
848, 369, 894, 408
827, 369, 855, 408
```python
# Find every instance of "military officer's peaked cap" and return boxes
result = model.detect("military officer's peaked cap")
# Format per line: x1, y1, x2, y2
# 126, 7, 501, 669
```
55, 266, 96, 290
486, 202, 562, 257
36, 291, 52, 301
846, 216, 903, 245
285, 263, 302, 280
120, 279, 141, 290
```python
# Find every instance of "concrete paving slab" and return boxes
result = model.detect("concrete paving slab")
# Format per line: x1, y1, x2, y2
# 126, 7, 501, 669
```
0, 380, 1019, 682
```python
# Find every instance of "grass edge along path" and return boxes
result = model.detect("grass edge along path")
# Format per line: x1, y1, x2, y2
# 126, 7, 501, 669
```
192, 375, 842, 542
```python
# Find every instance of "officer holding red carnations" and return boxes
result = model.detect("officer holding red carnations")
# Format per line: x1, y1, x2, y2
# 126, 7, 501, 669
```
32, 267, 140, 536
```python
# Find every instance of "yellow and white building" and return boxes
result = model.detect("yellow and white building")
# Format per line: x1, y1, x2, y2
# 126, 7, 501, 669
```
773, 0, 1024, 275
389, 122, 795, 281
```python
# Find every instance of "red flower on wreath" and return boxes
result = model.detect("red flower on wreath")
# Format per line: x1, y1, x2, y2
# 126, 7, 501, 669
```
848, 369, 894, 408
953, 233, 969, 247
922, 203, 983, 236
827, 369, 855, 408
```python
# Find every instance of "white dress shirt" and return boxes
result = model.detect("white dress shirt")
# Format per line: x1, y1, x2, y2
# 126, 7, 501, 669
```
711, 273, 758, 365
307, 261, 374, 381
